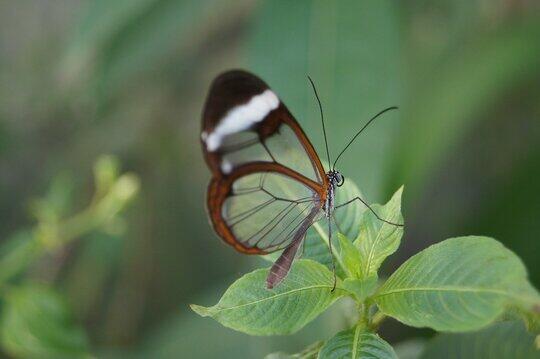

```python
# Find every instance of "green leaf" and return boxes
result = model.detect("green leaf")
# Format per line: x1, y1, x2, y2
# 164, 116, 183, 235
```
190, 259, 344, 335
265, 341, 323, 359
304, 175, 366, 270
355, 187, 404, 278
374, 236, 540, 332
420, 321, 539, 359
332, 178, 367, 241
0, 284, 89, 358
63, 0, 251, 96
318, 327, 397, 359
336, 233, 362, 278
342, 276, 378, 303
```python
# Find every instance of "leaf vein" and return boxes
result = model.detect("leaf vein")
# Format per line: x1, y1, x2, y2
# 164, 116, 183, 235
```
213, 285, 337, 313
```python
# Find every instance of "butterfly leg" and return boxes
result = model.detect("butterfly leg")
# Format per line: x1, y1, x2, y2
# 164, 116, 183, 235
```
335, 196, 403, 227
328, 219, 337, 292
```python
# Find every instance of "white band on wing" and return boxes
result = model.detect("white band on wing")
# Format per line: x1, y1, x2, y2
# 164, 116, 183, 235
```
204, 90, 279, 152
221, 159, 233, 174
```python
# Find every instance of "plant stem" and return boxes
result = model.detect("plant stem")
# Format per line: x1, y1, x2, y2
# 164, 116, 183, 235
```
355, 300, 370, 330
369, 311, 387, 330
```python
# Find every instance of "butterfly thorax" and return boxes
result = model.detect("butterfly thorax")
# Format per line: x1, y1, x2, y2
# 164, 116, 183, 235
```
324, 170, 344, 218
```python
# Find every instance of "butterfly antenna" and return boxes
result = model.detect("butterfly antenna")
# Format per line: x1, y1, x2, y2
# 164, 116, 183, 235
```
332, 106, 398, 170
308, 76, 332, 168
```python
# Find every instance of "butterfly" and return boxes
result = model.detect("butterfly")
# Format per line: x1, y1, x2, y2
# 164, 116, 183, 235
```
201, 70, 400, 289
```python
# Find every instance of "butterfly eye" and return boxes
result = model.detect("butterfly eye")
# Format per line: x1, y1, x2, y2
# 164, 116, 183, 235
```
336, 174, 345, 187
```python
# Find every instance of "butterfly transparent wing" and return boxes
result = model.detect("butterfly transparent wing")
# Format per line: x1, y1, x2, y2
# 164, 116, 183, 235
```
223, 172, 323, 252
219, 121, 323, 184
202, 70, 327, 256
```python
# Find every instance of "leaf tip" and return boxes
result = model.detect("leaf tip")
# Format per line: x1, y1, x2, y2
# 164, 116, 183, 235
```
394, 185, 404, 198
190, 304, 211, 317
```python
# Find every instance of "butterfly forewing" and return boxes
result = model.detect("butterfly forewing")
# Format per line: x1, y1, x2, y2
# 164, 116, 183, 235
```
202, 70, 324, 182
264, 123, 323, 183
201, 70, 327, 287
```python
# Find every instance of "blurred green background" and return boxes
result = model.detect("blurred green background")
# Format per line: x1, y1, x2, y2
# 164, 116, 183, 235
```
0, 0, 539, 357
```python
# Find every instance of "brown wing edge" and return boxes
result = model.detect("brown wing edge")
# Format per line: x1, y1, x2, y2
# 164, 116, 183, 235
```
206, 162, 326, 255
206, 176, 263, 255
279, 106, 327, 183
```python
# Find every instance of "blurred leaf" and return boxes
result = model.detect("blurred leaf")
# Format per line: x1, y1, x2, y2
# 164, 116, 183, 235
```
461, 129, 540, 286
63, 0, 253, 96
420, 321, 539, 359
318, 327, 397, 359
374, 236, 540, 332
191, 259, 344, 335
248, 0, 401, 199
62, 0, 159, 83
265, 341, 323, 359
0, 120, 7, 155
0, 230, 42, 286
355, 186, 404, 278
247, 0, 311, 115
30, 173, 75, 223
83, 172, 140, 231
0, 156, 138, 291
64, 231, 122, 318
390, 17, 540, 195
93, 155, 120, 198
393, 339, 426, 359
0, 284, 89, 359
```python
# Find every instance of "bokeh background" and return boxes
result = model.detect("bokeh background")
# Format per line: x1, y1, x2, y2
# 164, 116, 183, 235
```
0, 0, 539, 358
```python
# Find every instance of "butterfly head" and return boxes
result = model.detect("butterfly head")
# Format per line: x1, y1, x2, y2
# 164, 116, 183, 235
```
327, 170, 345, 188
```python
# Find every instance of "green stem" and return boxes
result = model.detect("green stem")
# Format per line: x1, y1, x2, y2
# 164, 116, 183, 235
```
355, 301, 370, 329
369, 311, 387, 330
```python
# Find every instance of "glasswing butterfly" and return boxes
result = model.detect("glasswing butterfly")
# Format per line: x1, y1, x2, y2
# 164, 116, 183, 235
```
201, 70, 401, 289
